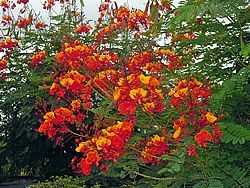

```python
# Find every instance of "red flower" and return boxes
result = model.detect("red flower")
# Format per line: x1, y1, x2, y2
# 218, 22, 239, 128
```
187, 145, 197, 157
43, 0, 55, 10
212, 125, 222, 143
195, 130, 212, 147
1, 15, 12, 26
76, 25, 91, 34
118, 101, 136, 115
0, 59, 8, 71
141, 135, 169, 165
30, 51, 47, 68
85, 151, 101, 166
17, 0, 29, 4
16, 17, 33, 28
80, 159, 92, 176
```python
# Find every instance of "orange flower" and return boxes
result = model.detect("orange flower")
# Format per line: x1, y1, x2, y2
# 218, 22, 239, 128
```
38, 120, 55, 137
205, 112, 217, 123
16, 17, 33, 28
116, 7, 130, 22
35, 22, 46, 29
141, 135, 168, 165
1, 15, 12, 25
149, 77, 160, 87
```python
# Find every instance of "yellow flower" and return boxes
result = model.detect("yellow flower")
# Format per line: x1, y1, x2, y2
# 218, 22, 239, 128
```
118, 77, 125, 86
205, 112, 217, 123
98, 54, 111, 61
71, 100, 81, 111
168, 90, 175, 96
60, 78, 74, 87
127, 74, 135, 83
151, 135, 164, 142
129, 88, 147, 100
139, 74, 151, 85
174, 88, 188, 98
50, 82, 57, 90
193, 78, 202, 86
155, 89, 164, 99
75, 141, 92, 152
96, 137, 111, 150
102, 129, 116, 137
143, 102, 155, 110
113, 87, 121, 100
173, 127, 181, 139
43, 112, 55, 120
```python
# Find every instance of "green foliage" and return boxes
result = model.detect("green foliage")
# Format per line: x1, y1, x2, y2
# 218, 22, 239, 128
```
166, 0, 250, 81
211, 65, 250, 113
221, 122, 250, 144
30, 176, 89, 188
240, 42, 250, 61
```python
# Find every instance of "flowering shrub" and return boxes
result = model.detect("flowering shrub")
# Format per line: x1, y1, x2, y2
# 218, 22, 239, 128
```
1, 0, 249, 187
29, 0, 223, 177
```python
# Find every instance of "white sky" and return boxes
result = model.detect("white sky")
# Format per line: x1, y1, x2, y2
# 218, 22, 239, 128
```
31, 0, 180, 21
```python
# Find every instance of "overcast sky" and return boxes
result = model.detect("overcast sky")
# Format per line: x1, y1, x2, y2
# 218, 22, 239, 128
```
32, 0, 180, 21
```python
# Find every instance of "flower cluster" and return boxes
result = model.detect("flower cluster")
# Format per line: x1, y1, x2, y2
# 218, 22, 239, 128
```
49, 70, 92, 102
156, 48, 185, 69
0, 38, 18, 52
43, 0, 55, 9
75, 25, 91, 34
38, 107, 76, 138
0, 58, 7, 71
16, 17, 33, 28
1, 15, 12, 26
113, 73, 165, 115
169, 78, 222, 156
95, 6, 151, 42
0, 0, 11, 12
43, 0, 69, 10
141, 135, 169, 165
30, 51, 48, 68
75, 121, 133, 175
128, 10, 149, 30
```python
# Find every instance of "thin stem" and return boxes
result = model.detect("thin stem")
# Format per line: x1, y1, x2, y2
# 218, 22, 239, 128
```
69, 130, 83, 137
117, 162, 176, 181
